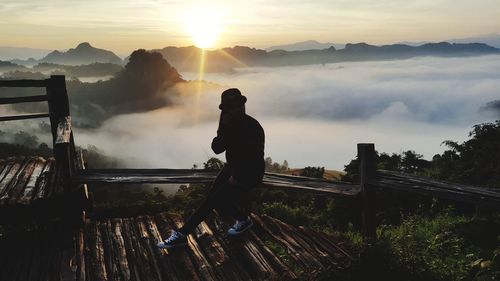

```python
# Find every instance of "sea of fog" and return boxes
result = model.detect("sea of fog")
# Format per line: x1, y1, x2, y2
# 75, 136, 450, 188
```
69, 55, 500, 171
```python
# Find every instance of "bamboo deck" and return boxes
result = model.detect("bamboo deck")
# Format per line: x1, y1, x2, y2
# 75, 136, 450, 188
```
0, 156, 58, 206
0, 211, 354, 281
81, 212, 353, 281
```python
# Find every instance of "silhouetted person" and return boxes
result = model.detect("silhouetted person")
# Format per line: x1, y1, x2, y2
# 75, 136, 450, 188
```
158, 88, 265, 249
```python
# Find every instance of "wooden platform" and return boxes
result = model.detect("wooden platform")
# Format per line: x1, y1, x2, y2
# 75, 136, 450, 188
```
0, 211, 354, 281
0, 156, 57, 206
0, 156, 86, 224
82, 212, 354, 281
0, 220, 82, 281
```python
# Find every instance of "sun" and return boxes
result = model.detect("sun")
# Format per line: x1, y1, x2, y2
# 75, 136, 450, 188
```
185, 7, 222, 49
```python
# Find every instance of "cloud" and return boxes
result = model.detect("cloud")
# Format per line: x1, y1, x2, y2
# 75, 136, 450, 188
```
189, 55, 500, 125
67, 55, 500, 170
480, 100, 500, 118
4, 55, 499, 170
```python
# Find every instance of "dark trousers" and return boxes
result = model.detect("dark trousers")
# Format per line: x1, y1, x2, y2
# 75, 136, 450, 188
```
178, 164, 260, 235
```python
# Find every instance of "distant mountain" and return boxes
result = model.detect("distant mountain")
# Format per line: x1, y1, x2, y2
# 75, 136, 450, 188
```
40, 42, 122, 65
0, 60, 27, 72
400, 34, 500, 49
9, 58, 39, 67
448, 34, 500, 49
266, 40, 345, 51
0, 46, 52, 60
153, 42, 500, 73
33, 62, 123, 77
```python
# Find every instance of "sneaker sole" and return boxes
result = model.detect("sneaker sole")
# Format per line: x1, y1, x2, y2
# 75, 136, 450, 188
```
227, 220, 253, 236
158, 241, 187, 249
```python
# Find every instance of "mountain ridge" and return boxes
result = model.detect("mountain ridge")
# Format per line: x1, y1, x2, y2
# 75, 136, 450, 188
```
39, 42, 123, 65
152, 41, 500, 72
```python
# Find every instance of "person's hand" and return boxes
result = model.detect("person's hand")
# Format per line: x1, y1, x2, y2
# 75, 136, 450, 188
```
220, 111, 231, 126
228, 176, 238, 185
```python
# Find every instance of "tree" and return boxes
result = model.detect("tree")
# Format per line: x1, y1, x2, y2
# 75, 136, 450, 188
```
203, 157, 224, 170
300, 166, 325, 178
401, 150, 430, 174
264, 157, 290, 172
431, 120, 500, 188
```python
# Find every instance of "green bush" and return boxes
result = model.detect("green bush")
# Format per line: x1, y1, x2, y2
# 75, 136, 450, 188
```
376, 212, 500, 281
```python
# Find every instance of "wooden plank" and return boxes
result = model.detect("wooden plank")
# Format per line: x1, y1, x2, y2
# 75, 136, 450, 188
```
72, 169, 360, 196
92, 221, 109, 281
33, 159, 55, 200
0, 158, 26, 196
75, 228, 86, 281
0, 94, 48, 105
172, 216, 219, 281
251, 214, 322, 271
193, 221, 246, 280
374, 170, 500, 208
18, 157, 47, 204
245, 228, 297, 280
374, 179, 500, 207
136, 216, 165, 281
55, 116, 72, 144
359, 143, 376, 240
0, 157, 29, 202
154, 212, 202, 281
117, 217, 143, 281
26, 229, 44, 281
0, 79, 49, 87
207, 214, 291, 280
0, 160, 8, 177
98, 220, 117, 281
376, 170, 500, 198
46, 75, 70, 145
0, 113, 50, 122
40, 224, 58, 281
297, 226, 354, 262
0, 161, 14, 184
260, 214, 326, 270
110, 218, 131, 281
141, 215, 180, 281
119, 216, 157, 281
8, 157, 37, 205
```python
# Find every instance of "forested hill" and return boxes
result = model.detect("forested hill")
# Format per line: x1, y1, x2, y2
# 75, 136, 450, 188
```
153, 42, 500, 72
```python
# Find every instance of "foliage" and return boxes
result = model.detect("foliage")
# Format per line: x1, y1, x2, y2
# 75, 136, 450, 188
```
429, 120, 500, 188
203, 157, 224, 170
300, 166, 325, 178
342, 120, 500, 188
264, 156, 289, 172
0, 142, 52, 158
342, 150, 430, 182
79, 144, 123, 168
373, 211, 500, 281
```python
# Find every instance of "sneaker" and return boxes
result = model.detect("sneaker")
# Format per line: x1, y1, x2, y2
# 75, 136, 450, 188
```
227, 217, 253, 236
157, 230, 187, 249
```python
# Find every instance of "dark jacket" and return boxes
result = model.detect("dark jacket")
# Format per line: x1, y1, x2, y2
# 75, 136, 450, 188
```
211, 114, 265, 185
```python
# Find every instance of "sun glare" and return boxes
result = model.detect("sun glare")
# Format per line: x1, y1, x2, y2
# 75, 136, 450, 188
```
185, 7, 222, 49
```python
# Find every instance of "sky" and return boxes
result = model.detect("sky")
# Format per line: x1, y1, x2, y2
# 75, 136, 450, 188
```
1, 0, 500, 55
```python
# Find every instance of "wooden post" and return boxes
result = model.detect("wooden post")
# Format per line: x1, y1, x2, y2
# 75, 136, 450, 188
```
46, 75, 73, 194
358, 143, 376, 240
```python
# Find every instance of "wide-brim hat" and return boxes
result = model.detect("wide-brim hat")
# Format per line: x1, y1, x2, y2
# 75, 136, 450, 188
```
219, 88, 247, 110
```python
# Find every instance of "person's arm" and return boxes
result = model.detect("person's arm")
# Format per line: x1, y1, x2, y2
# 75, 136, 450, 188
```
211, 113, 228, 154
249, 122, 265, 157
